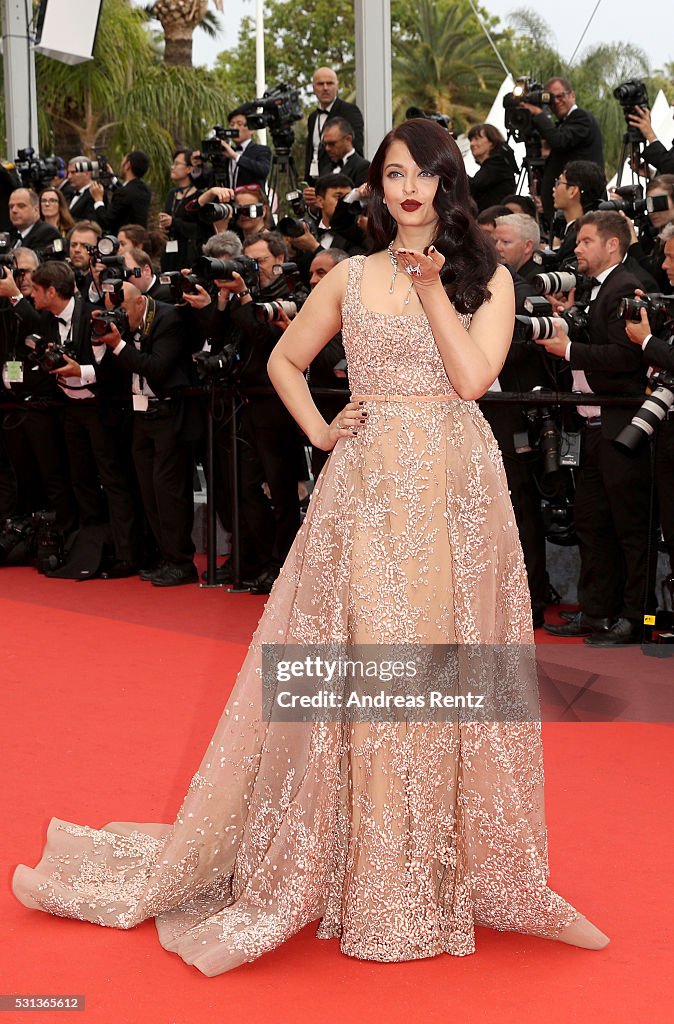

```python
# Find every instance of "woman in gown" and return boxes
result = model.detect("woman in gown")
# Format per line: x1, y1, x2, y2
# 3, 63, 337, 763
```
12, 119, 608, 975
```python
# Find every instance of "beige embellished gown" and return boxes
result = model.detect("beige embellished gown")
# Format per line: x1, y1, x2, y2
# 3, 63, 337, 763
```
12, 256, 580, 975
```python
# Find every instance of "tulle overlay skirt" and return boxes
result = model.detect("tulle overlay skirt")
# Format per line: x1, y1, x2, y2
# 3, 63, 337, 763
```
12, 397, 579, 976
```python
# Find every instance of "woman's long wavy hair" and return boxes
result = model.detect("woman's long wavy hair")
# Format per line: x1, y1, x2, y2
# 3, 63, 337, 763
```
367, 119, 498, 313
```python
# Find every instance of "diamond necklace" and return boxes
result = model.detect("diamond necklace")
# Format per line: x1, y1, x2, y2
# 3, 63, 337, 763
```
387, 243, 415, 306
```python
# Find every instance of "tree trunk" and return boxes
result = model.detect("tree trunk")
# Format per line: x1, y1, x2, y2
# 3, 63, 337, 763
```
163, 30, 194, 67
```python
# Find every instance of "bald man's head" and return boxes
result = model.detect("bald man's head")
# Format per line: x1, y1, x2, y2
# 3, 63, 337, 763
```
105, 281, 146, 330
312, 67, 339, 107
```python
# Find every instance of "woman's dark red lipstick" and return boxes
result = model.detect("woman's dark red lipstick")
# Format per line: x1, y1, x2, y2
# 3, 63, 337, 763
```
400, 200, 422, 211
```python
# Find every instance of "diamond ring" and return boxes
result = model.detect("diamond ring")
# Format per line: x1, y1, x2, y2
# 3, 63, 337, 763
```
404, 262, 422, 276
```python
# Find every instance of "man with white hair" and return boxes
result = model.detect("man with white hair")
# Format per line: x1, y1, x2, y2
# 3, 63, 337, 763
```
493, 213, 541, 281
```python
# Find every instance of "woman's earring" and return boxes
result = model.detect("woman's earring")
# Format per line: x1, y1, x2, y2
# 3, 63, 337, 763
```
383, 198, 387, 206
439, 181, 447, 193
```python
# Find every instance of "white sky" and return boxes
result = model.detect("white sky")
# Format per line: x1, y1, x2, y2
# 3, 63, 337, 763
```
184, 0, 673, 78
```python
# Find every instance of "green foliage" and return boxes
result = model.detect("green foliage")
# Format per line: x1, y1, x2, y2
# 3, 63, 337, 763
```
30, 0, 228, 195
390, 0, 505, 130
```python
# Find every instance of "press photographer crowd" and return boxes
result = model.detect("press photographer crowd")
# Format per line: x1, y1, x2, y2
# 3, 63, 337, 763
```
2, 66, 674, 643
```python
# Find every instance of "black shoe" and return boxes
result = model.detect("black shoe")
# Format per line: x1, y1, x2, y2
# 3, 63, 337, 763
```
584, 617, 641, 646
201, 561, 234, 585
139, 561, 167, 581
246, 569, 279, 595
99, 560, 138, 580
559, 610, 580, 623
151, 562, 199, 588
543, 612, 612, 637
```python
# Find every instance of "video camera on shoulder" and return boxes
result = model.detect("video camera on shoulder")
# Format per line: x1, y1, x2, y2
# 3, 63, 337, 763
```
503, 77, 550, 141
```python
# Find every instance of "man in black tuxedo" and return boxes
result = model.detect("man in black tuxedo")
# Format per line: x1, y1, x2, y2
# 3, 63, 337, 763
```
0, 249, 75, 533
123, 247, 173, 303
321, 118, 370, 186
536, 211, 654, 644
521, 77, 604, 226
625, 225, 674, 569
91, 151, 152, 233
4, 261, 139, 574
493, 213, 542, 282
304, 67, 365, 181
8, 188, 60, 255
65, 158, 98, 222
220, 110, 272, 190
97, 283, 199, 587
626, 106, 674, 175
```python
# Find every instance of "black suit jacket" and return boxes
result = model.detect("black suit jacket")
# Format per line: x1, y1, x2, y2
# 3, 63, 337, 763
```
304, 97, 365, 179
114, 299, 193, 398
568, 263, 646, 439
642, 334, 674, 375
13, 220, 61, 255
338, 151, 371, 187
231, 142, 272, 190
643, 139, 674, 175
68, 187, 98, 223
469, 147, 518, 212
533, 106, 604, 223
94, 178, 152, 233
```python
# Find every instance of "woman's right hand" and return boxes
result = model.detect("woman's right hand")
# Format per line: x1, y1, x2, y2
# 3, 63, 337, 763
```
314, 400, 367, 451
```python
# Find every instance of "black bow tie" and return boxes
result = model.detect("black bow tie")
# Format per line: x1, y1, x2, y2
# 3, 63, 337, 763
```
54, 315, 67, 326
332, 159, 343, 170
317, 227, 331, 239
233, 144, 243, 152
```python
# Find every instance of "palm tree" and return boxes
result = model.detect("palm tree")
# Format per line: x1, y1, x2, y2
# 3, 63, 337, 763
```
32, 0, 229, 194
151, 0, 224, 67
391, 0, 504, 130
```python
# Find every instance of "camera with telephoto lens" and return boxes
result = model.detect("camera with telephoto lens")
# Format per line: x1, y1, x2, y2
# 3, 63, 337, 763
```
515, 295, 589, 343
613, 79, 650, 143
69, 155, 113, 187
14, 148, 65, 190
286, 189, 307, 216
515, 396, 562, 476
192, 255, 260, 293
253, 261, 308, 325
198, 201, 235, 224
598, 183, 669, 223
24, 333, 76, 373
503, 77, 550, 141
533, 268, 596, 305
193, 342, 242, 383
237, 83, 303, 150
277, 215, 313, 238
90, 307, 130, 339
158, 272, 200, 302
614, 294, 674, 451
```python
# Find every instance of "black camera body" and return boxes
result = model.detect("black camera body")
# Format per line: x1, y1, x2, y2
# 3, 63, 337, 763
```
253, 262, 308, 325
14, 148, 64, 191
620, 293, 674, 336
90, 307, 130, 339
192, 255, 260, 293
503, 77, 550, 141
24, 333, 76, 373
613, 79, 650, 143
515, 295, 589, 343
158, 272, 201, 302
237, 83, 303, 150
193, 342, 242, 383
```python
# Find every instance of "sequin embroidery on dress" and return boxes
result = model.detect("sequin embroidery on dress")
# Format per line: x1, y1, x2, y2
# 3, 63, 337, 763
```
12, 254, 580, 976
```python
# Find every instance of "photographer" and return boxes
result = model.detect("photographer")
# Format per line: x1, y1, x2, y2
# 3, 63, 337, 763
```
493, 213, 541, 282
521, 78, 604, 226
232, 230, 304, 593
158, 149, 200, 272
66, 220, 102, 300
305, 67, 365, 182
535, 211, 654, 644
550, 160, 606, 261
8, 188, 60, 255
626, 105, 674, 175
65, 157, 98, 222
123, 248, 173, 303
0, 250, 76, 535
91, 151, 152, 233
320, 118, 370, 186
183, 231, 277, 586
625, 225, 674, 568
222, 110, 272, 191
97, 282, 200, 586
623, 175, 674, 291
467, 124, 519, 212
1, 261, 138, 575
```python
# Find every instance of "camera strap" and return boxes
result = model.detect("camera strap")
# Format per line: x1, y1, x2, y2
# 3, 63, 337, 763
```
137, 296, 157, 395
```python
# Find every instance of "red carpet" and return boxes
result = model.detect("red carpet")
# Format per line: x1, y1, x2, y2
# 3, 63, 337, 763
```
2, 566, 672, 1023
